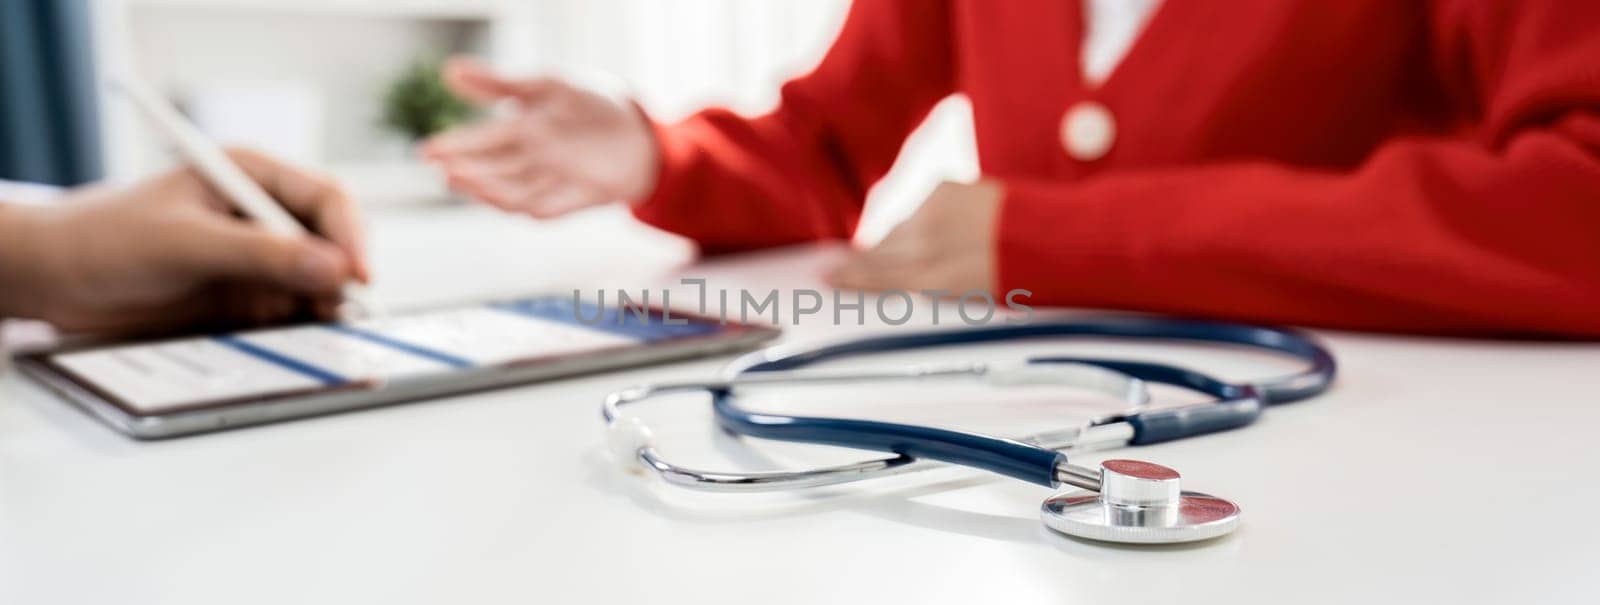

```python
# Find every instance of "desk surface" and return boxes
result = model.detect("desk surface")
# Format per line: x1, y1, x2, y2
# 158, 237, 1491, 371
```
3, 205, 1598, 604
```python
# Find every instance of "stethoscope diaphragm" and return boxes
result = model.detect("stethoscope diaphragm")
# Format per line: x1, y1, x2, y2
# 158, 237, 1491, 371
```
1040, 459, 1241, 543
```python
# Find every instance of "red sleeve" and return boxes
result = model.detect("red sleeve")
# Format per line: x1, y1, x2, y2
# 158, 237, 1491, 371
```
999, 2, 1600, 337
630, 0, 954, 254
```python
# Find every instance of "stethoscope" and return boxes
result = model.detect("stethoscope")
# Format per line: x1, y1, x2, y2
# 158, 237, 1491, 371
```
603, 316, 1336, 544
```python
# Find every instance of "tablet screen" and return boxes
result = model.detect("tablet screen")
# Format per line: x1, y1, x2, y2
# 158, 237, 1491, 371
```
42, 297, 744, 415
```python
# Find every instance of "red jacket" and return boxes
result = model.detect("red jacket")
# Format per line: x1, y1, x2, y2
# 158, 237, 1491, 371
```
632, 0, 1600, 337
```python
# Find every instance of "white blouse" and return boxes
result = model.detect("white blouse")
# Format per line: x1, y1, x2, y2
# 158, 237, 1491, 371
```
1080, 0, 1163, 87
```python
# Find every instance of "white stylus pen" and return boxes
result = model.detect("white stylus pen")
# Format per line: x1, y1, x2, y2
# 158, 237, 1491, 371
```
111, 74, 378, 321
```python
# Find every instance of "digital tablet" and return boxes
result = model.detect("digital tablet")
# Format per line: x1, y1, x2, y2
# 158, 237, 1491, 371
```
15, 297, 780, 439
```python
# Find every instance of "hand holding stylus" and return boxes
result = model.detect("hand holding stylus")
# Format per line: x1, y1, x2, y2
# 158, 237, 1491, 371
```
0, 149, 369, 335
113, 74, 377, 321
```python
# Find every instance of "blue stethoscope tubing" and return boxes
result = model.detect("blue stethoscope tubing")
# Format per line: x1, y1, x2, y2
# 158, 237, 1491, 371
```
710, 316, 1337, 488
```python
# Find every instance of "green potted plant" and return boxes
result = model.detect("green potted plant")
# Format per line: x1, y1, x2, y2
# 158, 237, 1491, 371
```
381, 58, 475, 142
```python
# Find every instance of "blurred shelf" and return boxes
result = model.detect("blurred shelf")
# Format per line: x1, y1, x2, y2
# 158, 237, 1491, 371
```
96, 0, 516, 184
125, 0, 509, 20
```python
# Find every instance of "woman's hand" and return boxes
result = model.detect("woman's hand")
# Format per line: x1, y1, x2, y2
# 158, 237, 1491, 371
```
0, 149, 368, 336
826, 180, 1003, 293
421, 58, 659, 218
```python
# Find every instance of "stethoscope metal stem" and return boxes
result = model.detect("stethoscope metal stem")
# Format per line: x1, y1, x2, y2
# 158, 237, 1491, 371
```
635, 447, 924, 492
622, 422, 1135, 493
1054, 462, 1103, 491
600, 361, 1144, 423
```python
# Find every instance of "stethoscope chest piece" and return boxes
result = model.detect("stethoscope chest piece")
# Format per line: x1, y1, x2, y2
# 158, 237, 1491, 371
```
1040, 459, 1240, 544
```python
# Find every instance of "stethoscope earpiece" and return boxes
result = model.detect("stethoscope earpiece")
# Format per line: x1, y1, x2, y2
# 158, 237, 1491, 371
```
1040, 459, 1241, 544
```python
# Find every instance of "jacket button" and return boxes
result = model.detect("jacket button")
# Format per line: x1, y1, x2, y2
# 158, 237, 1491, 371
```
1060, 101, 1116, 161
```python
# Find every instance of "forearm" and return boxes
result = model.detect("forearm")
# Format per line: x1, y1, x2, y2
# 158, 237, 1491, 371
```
997, 127, 1600, 336
631, 0, 955, 253
631, 110, 865, 252
0, 203, 66, 320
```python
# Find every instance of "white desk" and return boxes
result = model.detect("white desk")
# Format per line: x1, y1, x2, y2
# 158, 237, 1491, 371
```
3, 205, 1598, 604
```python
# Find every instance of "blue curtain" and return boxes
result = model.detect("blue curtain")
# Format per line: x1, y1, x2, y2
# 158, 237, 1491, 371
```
0, 0, 102, 186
